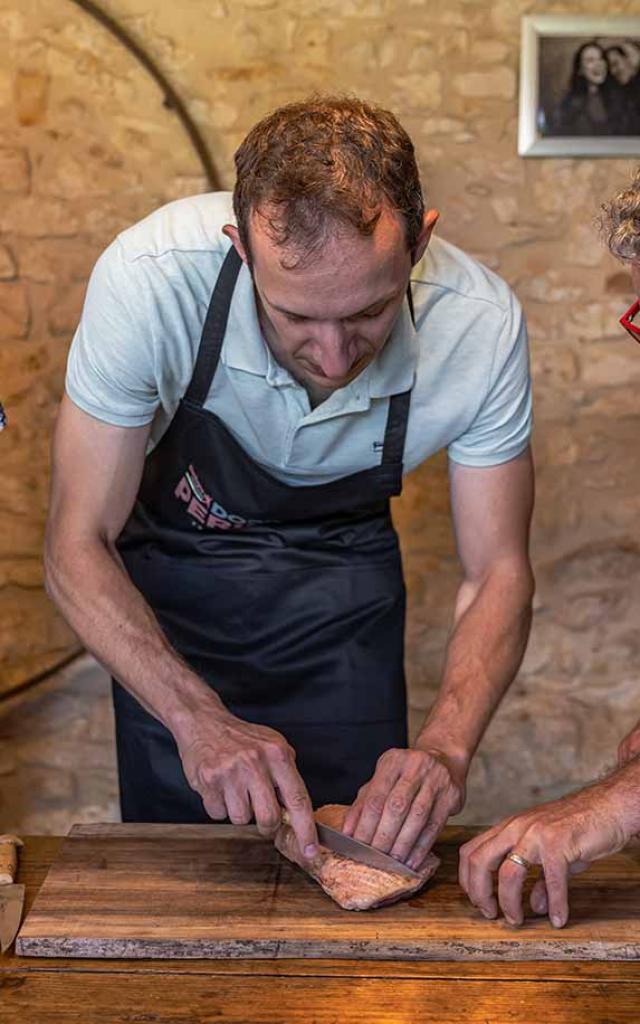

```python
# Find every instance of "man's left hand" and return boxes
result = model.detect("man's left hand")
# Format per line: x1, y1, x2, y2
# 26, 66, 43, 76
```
341, 746, 466, 870
458, 772, 638, 929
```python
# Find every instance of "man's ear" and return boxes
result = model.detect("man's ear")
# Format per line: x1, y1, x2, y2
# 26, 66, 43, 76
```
222, 224, 249, 264
412, 208, 440, 265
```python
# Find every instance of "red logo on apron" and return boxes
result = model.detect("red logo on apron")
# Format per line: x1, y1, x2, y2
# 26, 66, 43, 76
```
174, 464, 251, 530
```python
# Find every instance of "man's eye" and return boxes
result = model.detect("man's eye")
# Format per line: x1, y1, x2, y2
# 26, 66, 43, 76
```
286, 313, 308, 323
347, 306, 386, 322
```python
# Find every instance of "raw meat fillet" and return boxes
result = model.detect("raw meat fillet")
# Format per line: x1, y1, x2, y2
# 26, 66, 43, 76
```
274, 803, 440, 911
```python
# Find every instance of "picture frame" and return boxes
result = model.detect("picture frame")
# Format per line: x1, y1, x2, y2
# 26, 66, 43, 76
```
518, 14, 640, 157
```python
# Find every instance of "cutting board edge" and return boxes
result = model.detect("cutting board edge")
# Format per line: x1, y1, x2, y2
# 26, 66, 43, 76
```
67, 823, 263, 840
14, 934, 640, 961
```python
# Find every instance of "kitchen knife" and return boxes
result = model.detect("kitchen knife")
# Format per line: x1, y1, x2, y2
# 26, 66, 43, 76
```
0, 834, 25, 954
316, 823, 422, 880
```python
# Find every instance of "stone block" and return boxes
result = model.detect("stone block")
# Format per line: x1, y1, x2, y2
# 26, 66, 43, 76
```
392, 72, 441, 110
0, 281, 30, 338
491, 195, 519, 226
606, 271, 634, 294
453, 67, 515, 100
407, 44, 436, 71
470, 40, 509, 63
14, 69, 50, 127
581, 343, 640, 388
0, 147, 30, 194
421, 117, 466, 137
16, 765, 75, 804
0, 559, 43, 589
16, 238, 98, 284
567, 223, 608, 268
0, 244, 16, 280
565, 300, 624, 343
0, 196, 80, 236
47, 282, 87, 337
519, 270, 586, 304
33, 148, 135, 200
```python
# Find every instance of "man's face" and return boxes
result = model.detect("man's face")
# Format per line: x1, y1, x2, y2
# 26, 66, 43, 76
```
225, 206, 437, 406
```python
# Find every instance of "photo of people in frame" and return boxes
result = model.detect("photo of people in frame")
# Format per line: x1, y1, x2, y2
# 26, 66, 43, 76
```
538, 36, 640, 137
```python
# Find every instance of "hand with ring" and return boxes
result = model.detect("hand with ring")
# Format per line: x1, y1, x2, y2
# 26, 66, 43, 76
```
459, 763, 640, 928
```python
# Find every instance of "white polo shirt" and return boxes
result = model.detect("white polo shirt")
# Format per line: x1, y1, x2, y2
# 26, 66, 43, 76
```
66, 192, 531, 484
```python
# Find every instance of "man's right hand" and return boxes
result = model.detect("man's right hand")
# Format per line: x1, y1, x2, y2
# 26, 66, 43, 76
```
176, 709, 319, 858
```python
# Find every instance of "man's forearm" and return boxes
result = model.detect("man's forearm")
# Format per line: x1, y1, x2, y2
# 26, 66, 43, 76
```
415, 563, 534, 770
44, 536, 225, 744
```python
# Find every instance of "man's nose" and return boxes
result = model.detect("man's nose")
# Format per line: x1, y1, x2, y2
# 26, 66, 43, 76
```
313, 322, 352, 379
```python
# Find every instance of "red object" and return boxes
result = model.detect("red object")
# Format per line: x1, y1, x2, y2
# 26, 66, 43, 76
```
620, 299, 640, 341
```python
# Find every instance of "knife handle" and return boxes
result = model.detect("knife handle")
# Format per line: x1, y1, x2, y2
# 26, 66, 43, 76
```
0, 835, 23, 885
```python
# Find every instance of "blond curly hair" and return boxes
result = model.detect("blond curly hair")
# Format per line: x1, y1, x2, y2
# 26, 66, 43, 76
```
601, 170, 640, 260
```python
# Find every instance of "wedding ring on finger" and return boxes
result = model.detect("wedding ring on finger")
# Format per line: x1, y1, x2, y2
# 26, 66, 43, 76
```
506, 851, 533, 871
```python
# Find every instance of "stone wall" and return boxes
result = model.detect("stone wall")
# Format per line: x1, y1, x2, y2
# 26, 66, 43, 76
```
2, 0, 640, 824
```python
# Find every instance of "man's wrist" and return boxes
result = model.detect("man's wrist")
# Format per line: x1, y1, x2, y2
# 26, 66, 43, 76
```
413, 728, 472, 776
611, 757, 640, 841
160, 669, 229, 748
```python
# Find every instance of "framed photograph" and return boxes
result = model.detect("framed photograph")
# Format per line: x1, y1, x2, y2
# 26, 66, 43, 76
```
518, 15, 640, 157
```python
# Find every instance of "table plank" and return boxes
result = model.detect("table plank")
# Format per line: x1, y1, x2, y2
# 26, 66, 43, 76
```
2, 972, 640, 1023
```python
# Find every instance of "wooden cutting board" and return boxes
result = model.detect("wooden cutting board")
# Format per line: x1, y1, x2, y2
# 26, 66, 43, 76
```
15, 823, 640, 960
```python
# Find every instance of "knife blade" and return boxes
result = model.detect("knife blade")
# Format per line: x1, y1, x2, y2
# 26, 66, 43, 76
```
316, 823, 421, 880
0, 835, 25, 954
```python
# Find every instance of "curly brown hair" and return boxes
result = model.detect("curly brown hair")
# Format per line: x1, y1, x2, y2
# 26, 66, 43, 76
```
601, 169, 640, 260
232, 95, 424, 267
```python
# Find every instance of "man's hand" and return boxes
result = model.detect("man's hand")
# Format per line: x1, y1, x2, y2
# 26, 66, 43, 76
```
341, 745, 466, 869
177, 709, 319, 857
459, 766, 640, 929
618, 718, 640, 766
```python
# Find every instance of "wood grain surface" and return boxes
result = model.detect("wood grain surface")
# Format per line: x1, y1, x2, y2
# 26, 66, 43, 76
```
14, 823, 640, 961
5, 835, 640, 1024
4, 971, 640, 1023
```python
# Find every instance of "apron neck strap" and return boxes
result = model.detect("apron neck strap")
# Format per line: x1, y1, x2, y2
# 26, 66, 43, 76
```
406, 282, 416, 329
185, 246, 243, 407
381, 389, 411, 465
380, 284, 414, 465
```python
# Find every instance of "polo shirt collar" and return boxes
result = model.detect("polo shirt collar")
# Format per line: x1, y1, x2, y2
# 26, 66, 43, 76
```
220, 259, 269, 376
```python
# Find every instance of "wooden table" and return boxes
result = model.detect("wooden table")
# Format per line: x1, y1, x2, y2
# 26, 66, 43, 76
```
3, 834, 640, 1023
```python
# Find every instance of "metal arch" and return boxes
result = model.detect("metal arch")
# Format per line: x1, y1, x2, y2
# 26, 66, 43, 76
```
68, 0, 222, 191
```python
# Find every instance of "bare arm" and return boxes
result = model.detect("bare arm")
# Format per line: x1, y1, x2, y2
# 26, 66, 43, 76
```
343, 448, 535, 866
416, 446, 535, 770
45, 396, 318, 852
45, 395, 209, 728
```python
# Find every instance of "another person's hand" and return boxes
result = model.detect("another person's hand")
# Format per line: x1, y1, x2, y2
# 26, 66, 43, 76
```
459, 766, 640, 929
618, 718, 640, 766
177, 708, 318, 858
341, 745, 466, 869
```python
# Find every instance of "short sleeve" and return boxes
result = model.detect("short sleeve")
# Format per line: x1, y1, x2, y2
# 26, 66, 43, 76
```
447, 293, 532, 467
65, 239, 160, 427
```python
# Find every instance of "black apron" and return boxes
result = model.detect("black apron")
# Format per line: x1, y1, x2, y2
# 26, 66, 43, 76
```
113, 247, 412, 821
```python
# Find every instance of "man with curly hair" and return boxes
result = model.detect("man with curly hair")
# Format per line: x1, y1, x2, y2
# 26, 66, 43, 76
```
45, 96, 534, 869
460, 170, 640, 930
